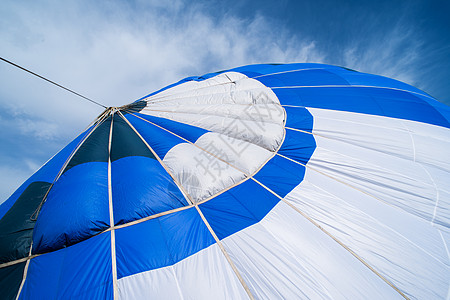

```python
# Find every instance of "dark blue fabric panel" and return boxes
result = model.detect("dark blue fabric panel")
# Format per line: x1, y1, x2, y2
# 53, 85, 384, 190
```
200, 180, 279, 240
0, 126, 92, 219
111, 114, 155, 162
125, 114, 184, 159
115, 207, 215, 279
20, 233, 112, 300
64, 118, 110, 173
255, 69, 350, 87
0, 262, 25, 300
32, 162, 109, 254
253, 155, 307, 199
0, 182, 52, 264
279, 129, 316, 165
112, 156, 187, 225
284, 106, 314, 132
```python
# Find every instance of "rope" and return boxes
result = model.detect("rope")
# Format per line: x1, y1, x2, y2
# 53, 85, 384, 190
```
0, 56, 107, 108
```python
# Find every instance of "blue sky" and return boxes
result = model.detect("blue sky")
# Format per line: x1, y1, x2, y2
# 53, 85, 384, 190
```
0, 0, 449, 202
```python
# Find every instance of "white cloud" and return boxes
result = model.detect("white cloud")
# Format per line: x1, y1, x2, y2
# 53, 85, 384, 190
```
0, 0, 325, 202
17, 118, 59, 141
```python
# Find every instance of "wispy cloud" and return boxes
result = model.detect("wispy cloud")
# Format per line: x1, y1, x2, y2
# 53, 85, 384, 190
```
341, 24, 423, 88
0, 0, 324, 201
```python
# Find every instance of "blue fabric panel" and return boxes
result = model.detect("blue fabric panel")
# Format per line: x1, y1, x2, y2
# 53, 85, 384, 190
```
125, 114, 184, 159
112, 156, 187, 225
115, 207, 215, 279
32, 162, 109, 254
365, 87, 450, 128
20, 233, 112, 300
256, 69, 350, 87
274, 86, 382, 112
135, 113, 208, 143
115, 217, 171, 278
200, 180, 279, 240
0, 126, 92, 219
279, 129, 316, 165
422, 98, 450, 123
271, 86, 306, 107
275, 86, 450, 128
127, 113, 208, 155
232, 63, 343, 77
253, 155, 307, 199
284, 106, 314, 132
328, 68, 430, 97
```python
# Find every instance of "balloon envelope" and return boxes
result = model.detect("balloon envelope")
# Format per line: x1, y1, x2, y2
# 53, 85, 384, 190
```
0, 63, 449, 299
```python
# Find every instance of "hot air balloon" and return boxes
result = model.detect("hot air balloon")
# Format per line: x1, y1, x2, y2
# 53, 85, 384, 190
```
0, 63, 449, 299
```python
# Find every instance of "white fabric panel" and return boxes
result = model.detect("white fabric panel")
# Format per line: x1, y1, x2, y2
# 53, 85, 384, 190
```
306, 107, 450, 229
402, 118, 450, 172
285, 173, 449, 299
440, 230, 450, 260
141, 72, 284, 152
421, 164, 450, 196
222, 201, 403, 299
117, 265, 182, 300
145, 89, 280, 109
143, 104, 284, 124
280, 107, 450, 298
144, 72, 275, 104
173, 243, 248, 299
117, 244, 248, 300
434, 189, 450, 229
145, 111, 284, 151
162, 131, 273, 202
195, 132, 273, 175
420, 165, 450, 227
306, 107, 415, 161
163, 142, 245, 202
